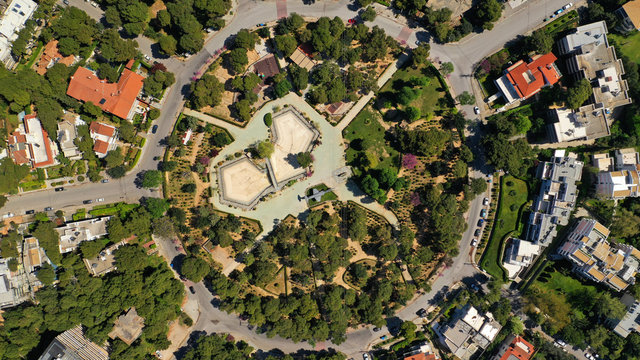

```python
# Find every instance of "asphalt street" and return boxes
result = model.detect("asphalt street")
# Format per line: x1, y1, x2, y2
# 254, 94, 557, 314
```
3, 0, 586, 357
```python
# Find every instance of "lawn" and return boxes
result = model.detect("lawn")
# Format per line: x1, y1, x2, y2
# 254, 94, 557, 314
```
20, 180, 45, 192
343, 108, 399, 176
306, 184, 337, 206
543, 10, 579, 36
610, 32, 640, 64
479, 175, 528, 281
378, 64, 446, 120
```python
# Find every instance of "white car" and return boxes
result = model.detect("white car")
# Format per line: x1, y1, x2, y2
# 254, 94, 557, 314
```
471, 239, 478, 247
483, 197, 489, 206
474, 106, 480, 114
363, 354, 370, 360
97, 198, 104, 202
563, 2, 573, 9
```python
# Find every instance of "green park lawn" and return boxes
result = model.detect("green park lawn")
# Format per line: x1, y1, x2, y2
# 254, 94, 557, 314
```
610, 32, 640, 63
479, 175, 528, 281
379, 64, 445, 119
343, 109, 399, 176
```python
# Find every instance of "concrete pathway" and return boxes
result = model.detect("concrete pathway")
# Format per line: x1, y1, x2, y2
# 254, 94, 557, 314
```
182, 108, 242, 138
208, 93, 398, 238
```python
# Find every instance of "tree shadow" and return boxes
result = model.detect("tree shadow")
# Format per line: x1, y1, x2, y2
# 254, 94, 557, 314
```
174, 330, 207, 359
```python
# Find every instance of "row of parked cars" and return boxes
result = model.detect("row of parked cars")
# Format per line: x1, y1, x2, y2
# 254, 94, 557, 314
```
472, 197, 491, 246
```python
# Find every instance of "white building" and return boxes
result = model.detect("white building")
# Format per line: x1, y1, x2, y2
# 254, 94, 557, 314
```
503, 238, 541, 279
436, 306, 502, 360
55, 217, 111, 254
0, 0, 37, 65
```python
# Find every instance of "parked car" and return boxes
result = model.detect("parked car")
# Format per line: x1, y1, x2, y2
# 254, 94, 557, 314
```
97, 198, 104, 202
55, 187, 64, 192
4, 212, 14, 219
417, 308, 427, 317
555, 8, 563, 15
348, 18, 356, 24
25, 210, 35, 215
379, 335, 387, 340
556, 339, 566, 347
62, 0, 69, 4
257, 23, 266, 27
563, 2, 573, 9
483, 197, 489, 206
474, 228, 481, 237
151, 124, 158, 134
480, 209, 487, 218
471, 238, 478, 247
363, 354, 370, 360
415, 40, 421, 45
101, 179, 109, 183
189, 286, 196, 294
470, 283, 480, 291
477, 219, 484, 227
372, 327, 381, 332
44, 207, 52, 211
474, 106, 480, 114
83, 200, 93, 204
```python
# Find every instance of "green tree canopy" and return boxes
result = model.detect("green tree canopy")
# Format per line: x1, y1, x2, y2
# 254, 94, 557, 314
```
181, 256, 209, 282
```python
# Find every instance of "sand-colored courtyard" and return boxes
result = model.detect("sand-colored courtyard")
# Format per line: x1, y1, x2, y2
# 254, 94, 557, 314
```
218, 157, 272, 207
270, 108, 319, 186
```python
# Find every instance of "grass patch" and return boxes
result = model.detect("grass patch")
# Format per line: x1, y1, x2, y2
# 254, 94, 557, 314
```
72, 208, 87, 221
543, 10, 579, 36
306, 184, 338, 206
479, 175, 528, 281
20, 180, 45, 192
343, 109, 399, 176
89, 202, 138, 217
610, 31, 640, 64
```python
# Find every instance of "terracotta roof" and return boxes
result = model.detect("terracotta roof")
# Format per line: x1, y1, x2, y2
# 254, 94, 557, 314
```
404, 354, 437, 360
89, 121, 116, 137
11, 149, 29, 165
67, 66, 144, 119
497, 336, 535, 360
36, 40, 75, 75
607, 275, 629, 290
504, 53, 561, 99
622, 0, 640, 29
125, 59, 134, 69
93, 139, 109, 155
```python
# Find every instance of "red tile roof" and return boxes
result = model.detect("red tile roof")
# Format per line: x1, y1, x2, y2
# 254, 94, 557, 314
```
404, 354, 436, 360
36, 40, 75, 75
11, 149, 29, 165
93, 139, 109, 155
89, 121, 116, 137
497, 336, 536, 360
505, 53, 560, 99
67, 66, 144, 119
125, 59, 134, 70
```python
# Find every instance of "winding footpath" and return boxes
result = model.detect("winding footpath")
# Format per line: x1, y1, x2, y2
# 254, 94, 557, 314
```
3, 0, 584, 358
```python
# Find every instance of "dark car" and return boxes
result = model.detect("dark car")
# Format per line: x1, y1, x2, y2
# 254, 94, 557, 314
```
151, 125, 158, 134
417, 308, 427, 317
477, 219, 484, 227
101, 179, 109, 183
189, 286, 196, 294
25, 210, 35, 215
83, 200, 93, 204
44, 207, 53, 211
372, 327, 381, 332
474, 228, 482, 237
55, 187, 64, 192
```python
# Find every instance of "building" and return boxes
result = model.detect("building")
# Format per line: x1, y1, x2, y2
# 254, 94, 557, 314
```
558, 21, 631, 109
84, 240, 128, 276
55, 217, 111, 254
0, 258, 17, 308
615, 148, 639, 169
7, 112, 58, 168
494, 52, 561, 104
67, 66, 144, 120
38, 325, 109, 360
491, 335, 535, 360
23, 236, 43, 272
89, 121, 117, 158
596, 168, 640, 198
436, 305, 502, 360
616, 0, 640, 33
526, 150, 583, 246
289, 45, 316, 71
108, 307, 145, 345
592, 152, 614, 172
610, 293, 640, 338
402, 342, 438, 360
36, 40, 75, 75
503, 238, 541, 279
558, 218, 639, 291
548, 104, 609, 143
57, 112, 84, 160
0, 0, 37, 66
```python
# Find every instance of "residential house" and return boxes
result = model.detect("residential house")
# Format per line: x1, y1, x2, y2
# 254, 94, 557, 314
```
592, 152, 614, 172
558, 218, 639, 291
38, 325, 109, 360
56, 112, 83, 160
0, 258, 18, 308
494, 52, 561, 104
596, 148, 640, 199
36, 40, 75, 75
0, 0, 36, 66
84, 239, 128, 276
289, 45, 316, 71
55, 216, 111, 254
526, 150, 583, 246
436, 305, 502, 360
550, 21, 631, 143
616, 0, 640, 33
8, 112, 58, 168
503, 238, 541, 279
615, 148, 639, 169
108, 307, 145, 345
89, 121, 117, 158
610, 293, 640, 338
491, 335, 535, 360
402, 342, 439, 360
23, 236, 43, 273
67, 66, 144, 120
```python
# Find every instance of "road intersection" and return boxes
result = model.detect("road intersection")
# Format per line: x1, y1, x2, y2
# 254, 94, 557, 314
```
3, 0, 584, 357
